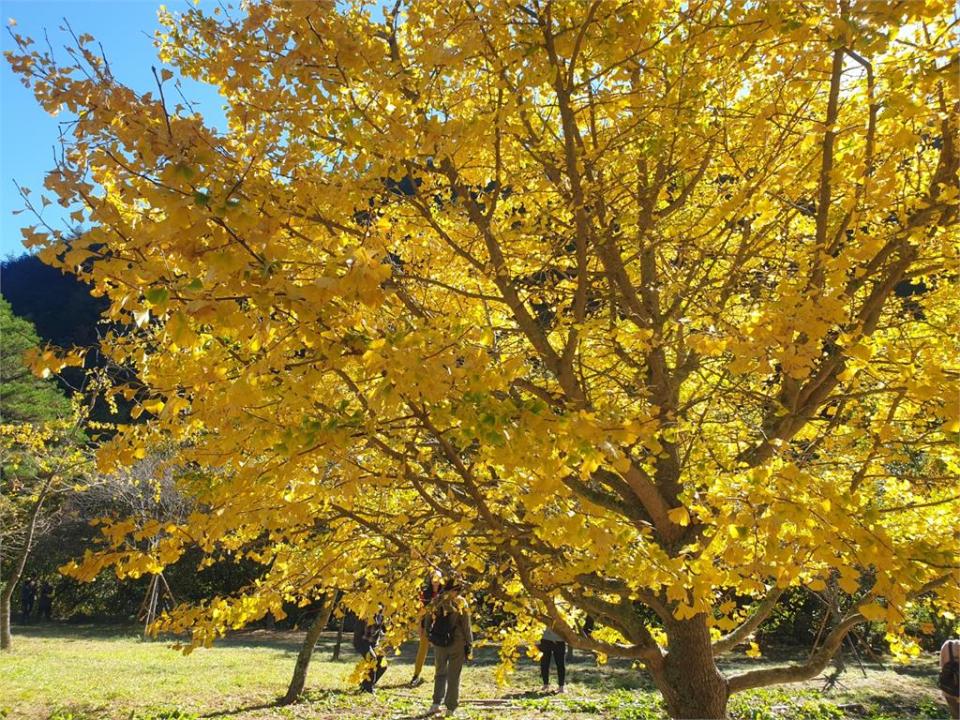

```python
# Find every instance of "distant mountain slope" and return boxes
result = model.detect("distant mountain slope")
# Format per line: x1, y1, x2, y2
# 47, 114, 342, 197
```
1, 254, 108, 349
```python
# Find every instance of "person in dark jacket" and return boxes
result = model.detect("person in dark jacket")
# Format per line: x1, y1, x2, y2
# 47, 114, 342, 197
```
427, 579, 473, 716
19, 578, 36, 623
941, 638, 960, 719
37, 582, 53, 621
353, 604, 387, 693
410, 570, 444, 687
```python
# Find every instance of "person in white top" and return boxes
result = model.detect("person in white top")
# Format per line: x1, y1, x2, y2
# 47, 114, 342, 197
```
539, 625, 567, 694
940, 638, 960, 719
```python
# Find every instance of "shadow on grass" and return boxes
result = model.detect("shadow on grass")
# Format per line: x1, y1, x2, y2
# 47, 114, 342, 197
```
199, 688, 359, 718
198, 699, 283, 718
10, 621, 146, 642
8, 623, 651, 684
377, 680, 422, 690
500, 689, 551, 700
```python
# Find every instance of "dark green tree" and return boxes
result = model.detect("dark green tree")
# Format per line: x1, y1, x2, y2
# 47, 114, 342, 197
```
1, 297, 72, 422
1, 297, 84, 650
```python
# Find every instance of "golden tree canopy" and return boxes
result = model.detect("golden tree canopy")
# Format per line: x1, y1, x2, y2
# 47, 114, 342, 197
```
8, 0, 958, 716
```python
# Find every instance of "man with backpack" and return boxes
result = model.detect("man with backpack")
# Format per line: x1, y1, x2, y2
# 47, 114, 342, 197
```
426, 578, 472, 716
941, 638, 960, 719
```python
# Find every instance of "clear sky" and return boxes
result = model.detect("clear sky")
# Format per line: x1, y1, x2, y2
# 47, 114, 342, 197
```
0, 0, 226, 259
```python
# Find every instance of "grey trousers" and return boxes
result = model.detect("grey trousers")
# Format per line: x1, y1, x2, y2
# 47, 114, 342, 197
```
432, 643, 466, 711
945, 692, 959, 720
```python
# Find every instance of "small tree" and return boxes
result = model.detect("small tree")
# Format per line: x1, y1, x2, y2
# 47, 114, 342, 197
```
0, 298, 88, 650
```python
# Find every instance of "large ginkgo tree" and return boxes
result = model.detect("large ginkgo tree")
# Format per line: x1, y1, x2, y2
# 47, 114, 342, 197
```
7, 0, 959, 716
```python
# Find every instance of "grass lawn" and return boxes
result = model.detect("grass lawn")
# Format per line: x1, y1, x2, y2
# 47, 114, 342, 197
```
0, 623, 950, 720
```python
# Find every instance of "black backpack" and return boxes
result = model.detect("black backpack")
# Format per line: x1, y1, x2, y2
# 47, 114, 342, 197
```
427, 608, 455, 647
940, 643, 960, 697
352, 623, 367, 654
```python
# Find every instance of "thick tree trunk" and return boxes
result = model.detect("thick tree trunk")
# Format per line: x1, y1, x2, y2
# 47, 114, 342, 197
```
654, 617, 729, 719
281, 596, 334, 704
0, 591, 11, 650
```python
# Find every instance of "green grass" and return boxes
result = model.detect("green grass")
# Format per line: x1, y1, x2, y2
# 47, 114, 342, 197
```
0, 624, 950, 719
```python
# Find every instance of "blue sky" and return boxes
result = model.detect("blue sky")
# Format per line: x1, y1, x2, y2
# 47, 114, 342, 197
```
0, 0, 226, 258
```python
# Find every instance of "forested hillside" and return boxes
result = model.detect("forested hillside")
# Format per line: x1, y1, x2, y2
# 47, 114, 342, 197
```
1, 254, 106, 349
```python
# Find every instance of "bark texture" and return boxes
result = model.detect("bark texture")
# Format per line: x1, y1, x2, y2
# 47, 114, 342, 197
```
0, 475, 53, 652
332, 613, 345, 661
282, 596, 334, 704
0, 592, 11, 650
654, 618, 729, 719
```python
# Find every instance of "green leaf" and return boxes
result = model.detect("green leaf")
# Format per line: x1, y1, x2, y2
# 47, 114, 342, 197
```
145, 287, 170, 306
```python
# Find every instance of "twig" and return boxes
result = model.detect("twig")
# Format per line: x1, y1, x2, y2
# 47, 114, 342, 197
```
151, 66, 174, 140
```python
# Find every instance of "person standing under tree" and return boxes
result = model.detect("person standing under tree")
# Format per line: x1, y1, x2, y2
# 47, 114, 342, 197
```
19, 579, 36, 623
410, 570, 443, 687
539, 624, 566, 694
37, 582, 53, 621
940, 638, 960, 720
427, 579, 472, 717
353, 604, 388, 693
